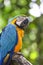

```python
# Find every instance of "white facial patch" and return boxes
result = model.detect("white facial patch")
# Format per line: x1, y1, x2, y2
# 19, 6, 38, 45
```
16, 16, 27, 26
16, 21, 23, 26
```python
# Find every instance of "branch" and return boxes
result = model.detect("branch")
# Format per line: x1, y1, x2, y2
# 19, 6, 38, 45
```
9, 52, 32, 65
10, 53, 32, 65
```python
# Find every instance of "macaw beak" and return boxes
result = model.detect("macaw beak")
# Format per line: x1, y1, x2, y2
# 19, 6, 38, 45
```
20, 17, 30, 29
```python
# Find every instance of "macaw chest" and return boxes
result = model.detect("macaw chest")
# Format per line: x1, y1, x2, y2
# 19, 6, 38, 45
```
14, 27, 24, 52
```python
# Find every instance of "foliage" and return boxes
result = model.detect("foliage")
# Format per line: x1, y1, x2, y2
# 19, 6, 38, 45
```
0, 0, 43, 65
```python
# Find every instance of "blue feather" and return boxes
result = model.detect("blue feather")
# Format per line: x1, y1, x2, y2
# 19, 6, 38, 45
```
0, 24, 18, 64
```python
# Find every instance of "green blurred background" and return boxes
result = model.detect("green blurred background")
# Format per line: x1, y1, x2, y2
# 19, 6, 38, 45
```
0, 0, 43, 65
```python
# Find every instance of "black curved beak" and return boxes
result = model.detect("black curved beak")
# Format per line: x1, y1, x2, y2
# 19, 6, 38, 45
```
20, 18, 29, 29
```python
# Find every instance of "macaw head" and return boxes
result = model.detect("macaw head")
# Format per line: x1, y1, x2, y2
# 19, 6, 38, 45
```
9, 16, 30, 29
15, 16, 30, 29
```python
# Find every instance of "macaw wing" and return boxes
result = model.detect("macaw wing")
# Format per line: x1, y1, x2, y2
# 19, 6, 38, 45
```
1, 24, 17, 58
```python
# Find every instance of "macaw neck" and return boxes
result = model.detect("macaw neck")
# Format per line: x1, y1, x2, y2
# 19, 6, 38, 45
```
16, 27, 24, 38
14, 25, 24, 52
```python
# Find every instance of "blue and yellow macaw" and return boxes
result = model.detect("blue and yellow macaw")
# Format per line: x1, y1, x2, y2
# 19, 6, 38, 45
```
0, 16, 29, 65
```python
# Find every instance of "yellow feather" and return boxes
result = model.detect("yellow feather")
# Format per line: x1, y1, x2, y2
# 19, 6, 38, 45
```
11, 18, 17, 25
14, 27, 24, 52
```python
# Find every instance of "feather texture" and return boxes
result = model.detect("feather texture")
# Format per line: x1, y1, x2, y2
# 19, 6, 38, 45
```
1, 24, 17, 59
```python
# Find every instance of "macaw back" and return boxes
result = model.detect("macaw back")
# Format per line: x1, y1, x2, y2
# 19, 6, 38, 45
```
0, 24, 18, 65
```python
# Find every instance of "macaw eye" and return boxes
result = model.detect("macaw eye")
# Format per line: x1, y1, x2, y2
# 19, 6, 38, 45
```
23, 19, 29, 25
